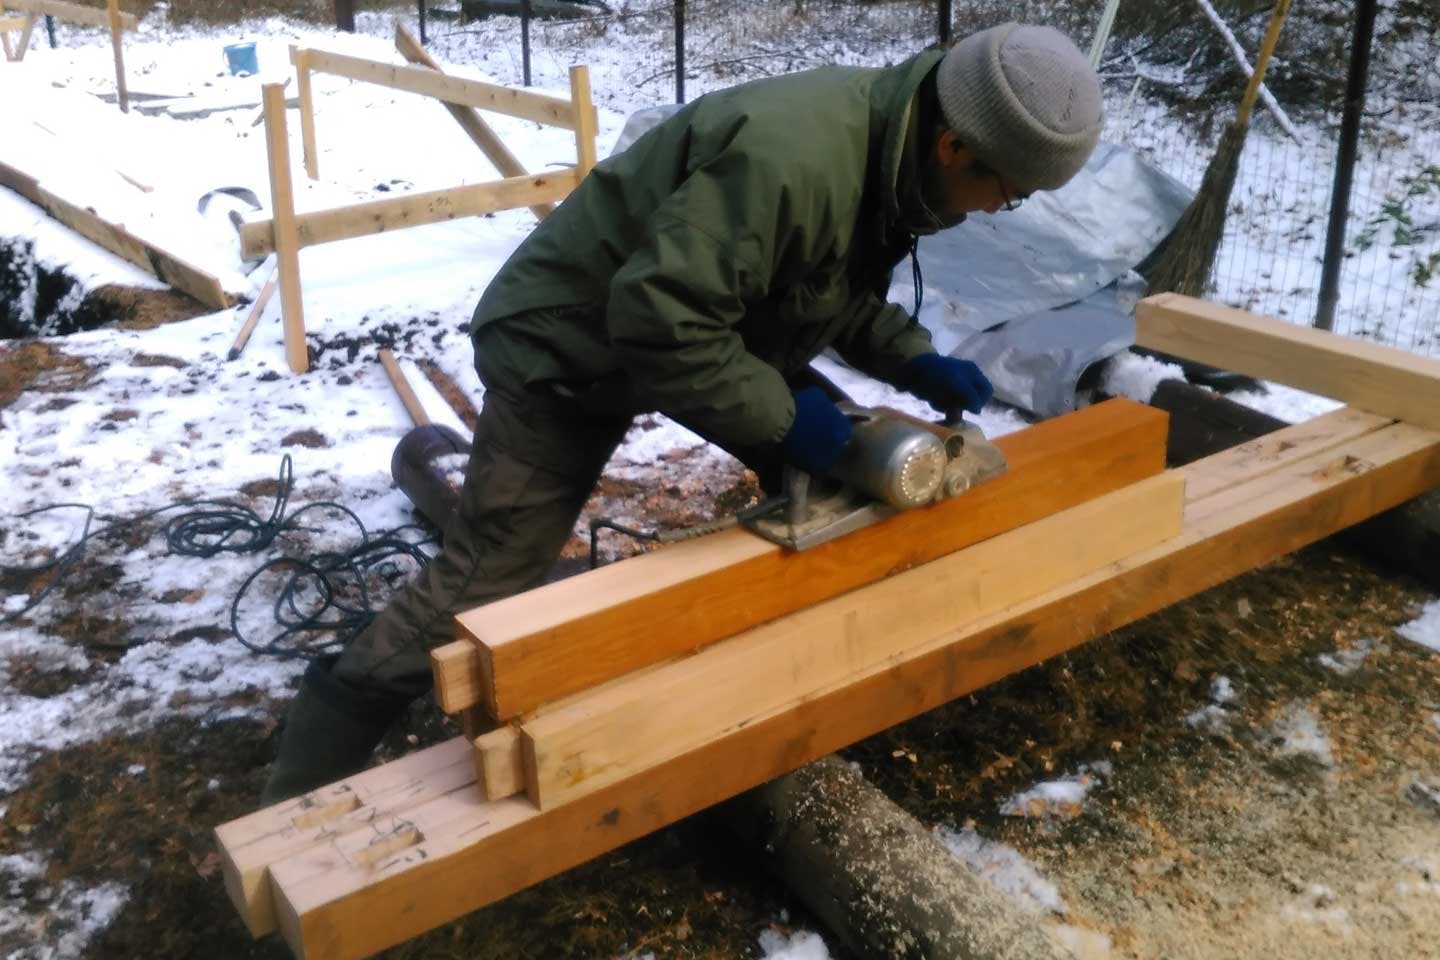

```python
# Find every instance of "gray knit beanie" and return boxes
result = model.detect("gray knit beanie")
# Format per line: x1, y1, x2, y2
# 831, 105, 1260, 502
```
936, 22, 1103, 194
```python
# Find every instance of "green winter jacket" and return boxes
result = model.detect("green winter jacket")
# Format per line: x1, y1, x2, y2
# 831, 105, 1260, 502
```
471, 50, 945, 451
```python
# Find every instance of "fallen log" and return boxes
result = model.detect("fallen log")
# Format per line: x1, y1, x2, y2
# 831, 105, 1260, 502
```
723, 755, 1065, 960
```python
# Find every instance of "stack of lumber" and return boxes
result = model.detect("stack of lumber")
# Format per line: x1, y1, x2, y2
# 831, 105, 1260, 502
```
216, 294, 1440, 960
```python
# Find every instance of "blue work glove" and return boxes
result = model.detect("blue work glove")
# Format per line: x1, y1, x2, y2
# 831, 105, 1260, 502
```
899, 353, 993, 416
780, 387, 853, 476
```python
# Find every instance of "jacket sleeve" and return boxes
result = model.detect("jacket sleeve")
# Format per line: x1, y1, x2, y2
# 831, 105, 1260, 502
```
830, 291, 936, 385
606, 153, 803, 450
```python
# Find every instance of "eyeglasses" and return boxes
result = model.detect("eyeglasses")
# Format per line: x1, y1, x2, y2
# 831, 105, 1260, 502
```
975, 161, 1029, 212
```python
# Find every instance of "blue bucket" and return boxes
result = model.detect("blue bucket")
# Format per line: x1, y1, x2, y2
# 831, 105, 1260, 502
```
223, 42, 259, 77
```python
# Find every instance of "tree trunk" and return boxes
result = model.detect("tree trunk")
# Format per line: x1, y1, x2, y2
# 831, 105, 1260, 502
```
723, 756, 1064, 960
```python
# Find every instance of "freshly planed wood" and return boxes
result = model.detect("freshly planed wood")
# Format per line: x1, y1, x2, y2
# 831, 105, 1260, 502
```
294, 48, 318, 180
238, 171, 578, 259
431, 640, 482, 714
378, 349, 430, 427
474, 726, 524, 800
14, 11, 35, 60
4, 0, 136, 30
393, 24, 555, 221
452, 399, 1169, 720
0, 158, 230, 309
293, 46, 584, 129
568, 64, 596, 179
1137, 292, 1440, 430
263, 411, 1440, 960
215, 737, 473, 938
261, 82, 308, 373
519, 471, 1186, 809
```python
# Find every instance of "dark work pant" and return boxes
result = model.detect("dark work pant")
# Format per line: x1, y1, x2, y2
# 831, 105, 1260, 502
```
334, 385, 631, 700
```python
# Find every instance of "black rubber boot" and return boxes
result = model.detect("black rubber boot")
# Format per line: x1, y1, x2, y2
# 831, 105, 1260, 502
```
260, 656, 413, 807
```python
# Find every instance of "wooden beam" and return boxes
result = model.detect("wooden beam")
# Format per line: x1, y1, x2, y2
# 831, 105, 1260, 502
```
261, 81, 308, 374
13, 11, 35, 60
1137, 292, 1440, 431
474, 726, 524, 800
258, 409, 1440, 960
518, 470, 1187, 809
449, 398, 1169, 720
0, 158, 230, 309
214, 737, 473, 938
238, 171, 578, 259
294, 48, 318, 180
289, 45, 586, 130
106, 0, 126, 112
393, 23, 555, 221
568, 64, 596, 179
3, 0, 136, 30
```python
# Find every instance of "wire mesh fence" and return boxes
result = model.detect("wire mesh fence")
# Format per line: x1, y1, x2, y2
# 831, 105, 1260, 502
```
437, 0, 1440, 358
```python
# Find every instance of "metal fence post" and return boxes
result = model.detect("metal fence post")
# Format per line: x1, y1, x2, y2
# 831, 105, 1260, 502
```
334, 0, 355, 32
418, 0, 427, 45
521, 0, 533, 86
675, 0, 686, 103
937, 0, 951, 46
1315, 0, 1378, 333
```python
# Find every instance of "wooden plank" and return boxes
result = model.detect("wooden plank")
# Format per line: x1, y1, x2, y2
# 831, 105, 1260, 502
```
393, 23, 554, 221
453, 399, 1169, 720
294, 48, 318, 180
0, 158, 230, 309
568, 64, 596, 179
214, 737, 473, 938
519, 471, 1186, 809
291, 45, 583, 129
4, 0, 136, 30
228, 258, 279, 361
238, 171, 578, 259
1137, 292, 1440, 430
378, 348, 430, 427
106, 0, 126, 112
261, 81, 308, 374
474, 726, 524, 800
1, 27, 14, 62
262, 414, 1440, 960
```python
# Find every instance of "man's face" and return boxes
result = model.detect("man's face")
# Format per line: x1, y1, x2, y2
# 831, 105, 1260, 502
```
925, 129, 1028, 218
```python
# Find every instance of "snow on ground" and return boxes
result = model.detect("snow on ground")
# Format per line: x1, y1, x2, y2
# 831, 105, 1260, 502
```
1398, 600, 1440, 655
1268, 703, 1337, 768
757, 928, 833, 960
1000, 761, 1113, 821
1185, 674, 1241, 734
935, 825, 1068, 915
0, 851, 128, 960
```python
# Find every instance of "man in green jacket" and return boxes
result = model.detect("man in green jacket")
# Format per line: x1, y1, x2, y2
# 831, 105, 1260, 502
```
262, 21, 1103, 804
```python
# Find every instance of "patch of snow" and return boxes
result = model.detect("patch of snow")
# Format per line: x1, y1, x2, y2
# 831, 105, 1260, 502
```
1096, 351, 1183, 403
1397, 600, 1440, 654
936, 825, 1068, 915
125, 764, 146, 776
1279, 883, 1352, 934
1227, 383, 1345, 425
1185, 675, 1239, 734
758, 928, 832, 959
1051, 922, 1115, 958
1001, 762, 1112, 820
1268, 703, 1336, 767
0, 859, 129, 960
207, 778, 221, 791
1316, 637, 1375, 675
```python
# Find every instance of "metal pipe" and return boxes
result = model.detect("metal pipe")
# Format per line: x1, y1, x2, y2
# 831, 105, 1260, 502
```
521, 0, 532, 86
1314, 0, 1378, 333
418, 0, 427, 45
674, 0, 686, 104
937, 0, 951, 46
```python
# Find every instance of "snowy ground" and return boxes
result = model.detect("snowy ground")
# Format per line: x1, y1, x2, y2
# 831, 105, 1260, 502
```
2, 7, 1439, 960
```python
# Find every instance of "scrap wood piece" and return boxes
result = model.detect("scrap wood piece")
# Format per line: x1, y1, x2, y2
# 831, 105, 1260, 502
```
3, 0, 137, 30
254, 410, 1440, 960
214, 737, 474, 938
378, 348, 430, 427
1137, 292, 1440, 431
228, 256, 279, 360
392, 23, 554, 221
0, 157, 231, 309
441, 397, 1170, 720
515, 470, 1187, 810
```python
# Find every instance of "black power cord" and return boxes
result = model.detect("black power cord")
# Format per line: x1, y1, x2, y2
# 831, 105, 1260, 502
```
1, 455, 438, 660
